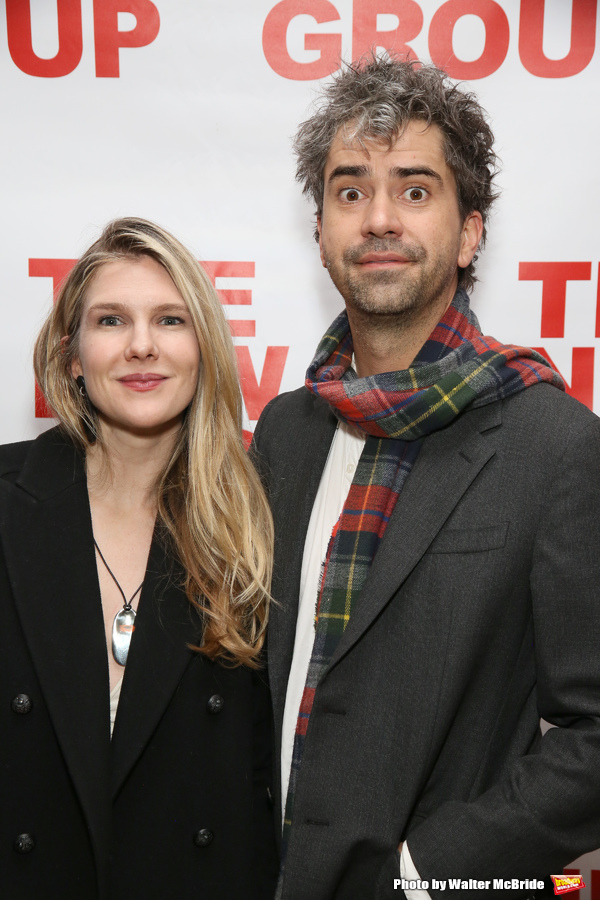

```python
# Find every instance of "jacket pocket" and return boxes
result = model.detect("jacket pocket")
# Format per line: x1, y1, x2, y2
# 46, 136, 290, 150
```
426, 522, 509, 554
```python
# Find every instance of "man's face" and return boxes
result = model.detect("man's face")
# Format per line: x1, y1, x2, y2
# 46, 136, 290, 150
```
318, 121, 482, 322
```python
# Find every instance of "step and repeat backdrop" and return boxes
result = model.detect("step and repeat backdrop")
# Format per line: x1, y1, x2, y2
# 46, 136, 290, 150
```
1, 0, 599, 892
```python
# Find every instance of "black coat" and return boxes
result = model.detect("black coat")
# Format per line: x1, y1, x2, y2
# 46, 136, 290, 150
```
0, 427, 278, 900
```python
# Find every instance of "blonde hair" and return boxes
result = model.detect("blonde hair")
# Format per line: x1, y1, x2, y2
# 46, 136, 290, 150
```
34, 217, 273, 667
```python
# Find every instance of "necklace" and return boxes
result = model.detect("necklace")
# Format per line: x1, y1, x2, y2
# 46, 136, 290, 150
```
94, 539, 143, 666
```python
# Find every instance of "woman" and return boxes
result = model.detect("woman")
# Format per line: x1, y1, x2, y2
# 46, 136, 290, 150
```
0, 218, 278, 899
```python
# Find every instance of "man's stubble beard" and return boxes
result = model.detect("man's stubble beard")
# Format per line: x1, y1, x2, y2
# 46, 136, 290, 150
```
323, 239, 461, 326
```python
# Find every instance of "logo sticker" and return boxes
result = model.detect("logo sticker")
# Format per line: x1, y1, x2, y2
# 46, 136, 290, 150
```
551, 875, 585, 894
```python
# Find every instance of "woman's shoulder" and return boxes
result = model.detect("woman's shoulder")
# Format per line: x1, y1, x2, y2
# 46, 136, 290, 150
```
0, 427, 73, 485
0, 438, 35, 481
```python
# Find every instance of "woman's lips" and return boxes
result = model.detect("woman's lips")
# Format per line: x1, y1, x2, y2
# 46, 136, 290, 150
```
118, 374, 167, 391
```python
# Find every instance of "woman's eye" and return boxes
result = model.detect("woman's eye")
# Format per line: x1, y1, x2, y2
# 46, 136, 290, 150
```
340, 188, 363, 202
99, 315, 121, 326
160, 316, 184, 326
405, 187, 427, 202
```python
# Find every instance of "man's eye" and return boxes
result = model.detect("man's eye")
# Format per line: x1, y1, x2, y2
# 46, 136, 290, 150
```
99, 315, 121, 326
405, 187, 427, 201
340, 188, 363, 202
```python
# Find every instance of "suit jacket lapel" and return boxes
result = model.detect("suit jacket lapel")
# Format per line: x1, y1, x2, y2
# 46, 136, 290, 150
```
267, 395, 338, 724
0, 429, 111, 855
110, 539, 195, 798
329, 401, 502, 670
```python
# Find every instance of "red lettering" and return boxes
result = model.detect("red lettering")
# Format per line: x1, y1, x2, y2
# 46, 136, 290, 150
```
519, 0, 596, 78
202, 261, 255, 279
6, 0, 83, 78
596, 264, 600, 338
429, 0, 509, 79
30, 259, 77, 417
262, 0, 341, 81
201, 261, 254, 306
94, 0, 160, 78
534, 347, 594, 410
519, 261, 591, 338
229, 321, 256, 338
352, 0, 422, 61
236, 346, 289, 420
29, 258, 76, 299
35, 385, 53, 419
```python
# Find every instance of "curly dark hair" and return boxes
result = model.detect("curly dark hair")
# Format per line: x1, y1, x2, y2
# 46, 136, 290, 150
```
293, 55, 499, 292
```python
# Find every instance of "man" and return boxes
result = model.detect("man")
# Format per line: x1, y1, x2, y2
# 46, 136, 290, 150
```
253, 57, 600, 900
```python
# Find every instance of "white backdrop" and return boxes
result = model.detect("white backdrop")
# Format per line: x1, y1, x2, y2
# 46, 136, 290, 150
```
1, 0, 599, 892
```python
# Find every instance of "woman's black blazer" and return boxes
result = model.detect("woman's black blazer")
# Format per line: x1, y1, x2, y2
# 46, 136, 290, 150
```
0, 427, 278, 899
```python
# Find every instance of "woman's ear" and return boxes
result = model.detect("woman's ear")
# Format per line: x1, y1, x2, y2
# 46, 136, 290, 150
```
71, 355, 83, 379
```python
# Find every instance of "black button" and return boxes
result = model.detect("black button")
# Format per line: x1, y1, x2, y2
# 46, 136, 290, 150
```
11, 694, 32, 715
206, 694, 224, 714
13, 834, 35, 854
193, 828, 214, 848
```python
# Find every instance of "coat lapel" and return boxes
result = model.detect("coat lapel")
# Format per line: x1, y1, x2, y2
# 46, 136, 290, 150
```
266, 395, 338, 723
0, 429, 111, 856
110, 539, 196, 798
329, 401, 503, 670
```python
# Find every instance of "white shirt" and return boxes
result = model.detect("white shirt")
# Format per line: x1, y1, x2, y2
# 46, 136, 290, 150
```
280, 420, 429, 900
109, 676, 123, 737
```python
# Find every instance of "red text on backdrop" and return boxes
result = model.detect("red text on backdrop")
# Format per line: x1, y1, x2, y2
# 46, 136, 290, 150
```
5, 0, 160, 77
262, 0, 596, 81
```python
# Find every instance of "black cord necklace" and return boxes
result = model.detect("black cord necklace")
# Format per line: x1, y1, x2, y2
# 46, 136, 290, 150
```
94, 539, 143, 666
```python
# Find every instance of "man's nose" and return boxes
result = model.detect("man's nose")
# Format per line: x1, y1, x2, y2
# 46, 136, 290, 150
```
360, 193, 403, 239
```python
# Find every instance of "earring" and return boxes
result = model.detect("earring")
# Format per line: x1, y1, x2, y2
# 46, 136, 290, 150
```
76, 375, 86, 397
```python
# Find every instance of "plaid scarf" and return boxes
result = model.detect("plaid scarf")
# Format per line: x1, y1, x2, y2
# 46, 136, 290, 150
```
279, 290, 563, 877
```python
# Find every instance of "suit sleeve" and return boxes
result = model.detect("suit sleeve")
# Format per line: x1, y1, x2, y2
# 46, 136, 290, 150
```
405, 416, 600, 896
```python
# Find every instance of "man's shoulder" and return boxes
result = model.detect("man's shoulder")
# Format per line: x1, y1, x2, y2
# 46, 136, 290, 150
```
258, 385, 323, 420
251, 387, 337, 482
254, 387, 335, 442
501, 382, 599, 438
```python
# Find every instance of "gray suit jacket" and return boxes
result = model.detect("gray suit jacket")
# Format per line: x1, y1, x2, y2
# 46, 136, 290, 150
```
253, 381, 600, 900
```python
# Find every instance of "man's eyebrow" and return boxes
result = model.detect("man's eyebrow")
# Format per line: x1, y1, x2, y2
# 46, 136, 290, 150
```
327, 165, 370, 183
391, 166, 443, 184
327, 164, 444, 186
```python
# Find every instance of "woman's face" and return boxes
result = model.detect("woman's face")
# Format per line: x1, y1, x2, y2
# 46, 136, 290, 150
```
71, 256, 200, 441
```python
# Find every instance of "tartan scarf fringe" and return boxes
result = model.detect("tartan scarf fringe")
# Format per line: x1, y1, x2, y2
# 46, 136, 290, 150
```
305, 290, 564, 439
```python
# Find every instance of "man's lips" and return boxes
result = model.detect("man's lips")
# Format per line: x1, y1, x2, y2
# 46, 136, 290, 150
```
357, 253, 413, 266
118, 373, 168, 391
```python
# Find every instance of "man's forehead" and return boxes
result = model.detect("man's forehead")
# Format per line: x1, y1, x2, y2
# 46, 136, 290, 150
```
325, 120, 445, 171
